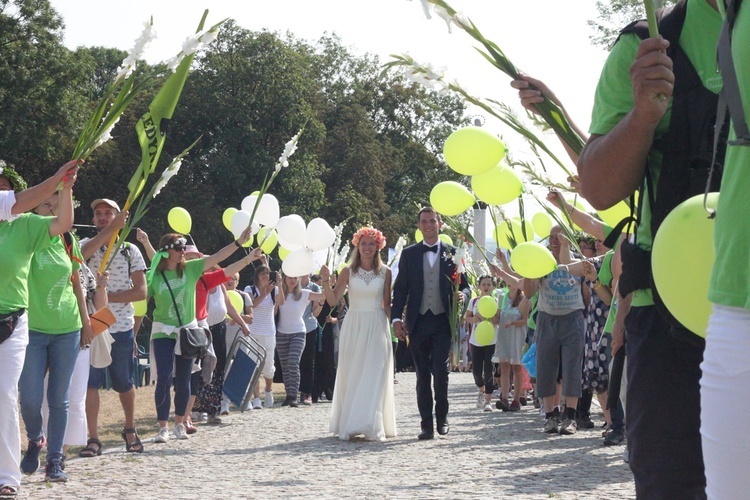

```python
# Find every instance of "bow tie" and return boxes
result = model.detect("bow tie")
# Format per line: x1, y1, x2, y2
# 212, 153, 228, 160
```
422, 245, 438, 254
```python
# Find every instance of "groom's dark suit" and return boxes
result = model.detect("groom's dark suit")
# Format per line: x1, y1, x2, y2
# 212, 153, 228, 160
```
391, 241, 468, 434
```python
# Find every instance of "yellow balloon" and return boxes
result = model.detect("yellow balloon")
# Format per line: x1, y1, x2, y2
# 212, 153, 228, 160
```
532, 212, 553, 238
494, 219, 534, 250
133, 299, 147, 317
257, 228, 279, 254
222, 208, 237, 232
474, 321, 495, 346
470, 164, 524, 205
651, 193, 718, 338
430, 181, 475, 216
477, 295, 498, 319
226, 290, 245, 318
439, 234, 453, 245
597, 200, 631, 229
510, 241, 557, 279
278, 246, 291, 261
443, 126, 507, 176
167, 207, 192, 234
415, 229, 423, 243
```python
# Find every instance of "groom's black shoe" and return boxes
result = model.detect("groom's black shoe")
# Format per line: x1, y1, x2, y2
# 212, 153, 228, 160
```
437, 420, 450, 436
418, 424, 434, 440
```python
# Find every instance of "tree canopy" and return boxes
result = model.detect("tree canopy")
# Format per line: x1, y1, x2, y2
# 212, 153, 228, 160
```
0, 1, 468, 274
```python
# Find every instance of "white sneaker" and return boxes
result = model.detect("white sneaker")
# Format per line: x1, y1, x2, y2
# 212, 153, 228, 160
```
483, 402, 493, 412
476, 393, 484, 409
154, 426, 169, 443
264, 390, 274, 408
200, 413, 208, 422
173, 423, 189, 440
252, 397, 262, 410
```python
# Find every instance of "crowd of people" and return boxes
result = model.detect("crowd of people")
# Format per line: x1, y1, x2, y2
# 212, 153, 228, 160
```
0, 1, 747, 498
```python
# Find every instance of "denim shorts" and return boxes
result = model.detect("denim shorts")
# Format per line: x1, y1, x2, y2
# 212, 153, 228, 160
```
88, 329, 135, 393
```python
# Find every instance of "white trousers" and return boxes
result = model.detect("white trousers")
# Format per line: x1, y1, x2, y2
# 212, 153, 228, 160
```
42, 348, 90, 446
701, 304, 750, 499
0, 314, 28, 487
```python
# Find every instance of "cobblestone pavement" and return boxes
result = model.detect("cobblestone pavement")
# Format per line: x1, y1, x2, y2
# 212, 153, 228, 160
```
19, 372, 635, 499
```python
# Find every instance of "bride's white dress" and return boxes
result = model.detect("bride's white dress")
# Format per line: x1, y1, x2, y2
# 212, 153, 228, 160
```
330, 267, 397, 441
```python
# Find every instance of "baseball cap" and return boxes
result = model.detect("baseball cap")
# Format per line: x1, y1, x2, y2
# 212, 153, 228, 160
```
90, 198, 121, 212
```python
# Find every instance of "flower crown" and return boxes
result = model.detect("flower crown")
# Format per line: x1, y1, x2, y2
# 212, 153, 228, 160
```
351, 227, 386, 250
0, 161, 28, 191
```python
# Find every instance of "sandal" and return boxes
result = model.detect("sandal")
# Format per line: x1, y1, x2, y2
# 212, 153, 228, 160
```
0, 484, 18, 497
78, 438, 102, 458
121, 428, 144, 453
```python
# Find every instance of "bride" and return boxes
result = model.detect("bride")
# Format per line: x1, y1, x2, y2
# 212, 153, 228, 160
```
320, 227, 397, 441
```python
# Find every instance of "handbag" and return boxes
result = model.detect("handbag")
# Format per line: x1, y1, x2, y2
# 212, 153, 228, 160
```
0, 308, 24, 345
161, 271, 211, 359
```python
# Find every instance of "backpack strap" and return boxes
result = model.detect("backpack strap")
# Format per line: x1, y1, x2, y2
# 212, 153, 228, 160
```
718, 0, 750, 145
62, 232, 83, 266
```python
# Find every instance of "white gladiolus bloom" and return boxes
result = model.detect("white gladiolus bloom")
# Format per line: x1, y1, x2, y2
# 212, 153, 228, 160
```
115, 20, 156, 81
152, 159, 182, 198
93, 117, 120, 149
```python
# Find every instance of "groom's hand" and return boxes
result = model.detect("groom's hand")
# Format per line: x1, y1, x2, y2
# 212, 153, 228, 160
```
393, 321, 407, 341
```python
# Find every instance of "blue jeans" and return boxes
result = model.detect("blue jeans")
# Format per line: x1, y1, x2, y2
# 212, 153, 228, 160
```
153, 338, 194, 421
87, 329, 135, 393
18, 330, 80, 461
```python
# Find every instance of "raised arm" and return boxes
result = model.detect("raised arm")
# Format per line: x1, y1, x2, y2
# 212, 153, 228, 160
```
547, 190, 607, 241
578, 37, 673, 209
81, 210, 129, 260
48, 174, 76, 237
202, 227, 253, 271
13, 161, 78, 215
222, 248, 263, 278
511, 73, 588, 164
320, 265, 350, 307
133, 227, 156, 262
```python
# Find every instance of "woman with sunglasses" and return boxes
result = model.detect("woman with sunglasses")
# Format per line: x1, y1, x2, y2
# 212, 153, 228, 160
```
146, 230, 257, 442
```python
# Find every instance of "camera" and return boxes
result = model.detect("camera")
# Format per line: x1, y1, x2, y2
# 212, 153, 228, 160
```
269, 271, 278, 283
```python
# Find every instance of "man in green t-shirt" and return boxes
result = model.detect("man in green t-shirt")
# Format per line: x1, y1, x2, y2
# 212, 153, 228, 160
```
577, 1, 722, 497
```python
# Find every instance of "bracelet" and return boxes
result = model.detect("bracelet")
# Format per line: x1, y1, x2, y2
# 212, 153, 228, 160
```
234, 240, 242, 248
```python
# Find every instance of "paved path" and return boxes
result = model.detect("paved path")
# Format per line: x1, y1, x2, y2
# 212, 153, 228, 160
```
20, 372, 635, 499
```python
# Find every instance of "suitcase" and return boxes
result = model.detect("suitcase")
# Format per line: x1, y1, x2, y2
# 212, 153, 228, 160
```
223, 335, 267, 412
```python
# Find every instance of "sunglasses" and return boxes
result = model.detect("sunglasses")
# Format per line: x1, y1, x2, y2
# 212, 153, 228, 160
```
162, 237, 188, 252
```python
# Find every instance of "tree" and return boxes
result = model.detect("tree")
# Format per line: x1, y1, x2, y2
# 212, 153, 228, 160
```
588, 0, 676, 49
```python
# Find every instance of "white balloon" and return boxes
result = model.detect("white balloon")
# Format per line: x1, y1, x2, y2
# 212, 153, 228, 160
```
241, 195, 257, 213
255, 194, 280, 228
250, 220, 260, 236
305, 217, 336, 252
230, 210, 251, 239
276, 214, 306, 249
281, 248, 315, 277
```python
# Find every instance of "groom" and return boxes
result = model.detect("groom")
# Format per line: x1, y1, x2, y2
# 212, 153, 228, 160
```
392, 207, 468, 440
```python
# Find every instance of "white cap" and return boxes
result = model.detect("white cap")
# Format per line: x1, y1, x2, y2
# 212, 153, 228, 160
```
90, 198, 121, 212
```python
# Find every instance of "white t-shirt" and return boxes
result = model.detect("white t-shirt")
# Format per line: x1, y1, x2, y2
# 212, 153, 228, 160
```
276, 289, 312, 334
245, 285, 277, 336
0, 190, 17, 222
81, 238, 147, 332
206, 287, 228, 327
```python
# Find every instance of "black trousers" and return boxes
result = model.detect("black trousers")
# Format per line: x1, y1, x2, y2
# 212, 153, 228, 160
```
409, 311, 451, 428
625, 306, 706, 499
312, 326, 336, 399
298, 327, 318, 395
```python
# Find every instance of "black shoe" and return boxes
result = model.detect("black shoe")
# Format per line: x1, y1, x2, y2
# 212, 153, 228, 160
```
576, 416, 595, 429
324, 389, 333, 401
418, 428, 434, 440
437, 420, 449, 436
603, 430, 625, 446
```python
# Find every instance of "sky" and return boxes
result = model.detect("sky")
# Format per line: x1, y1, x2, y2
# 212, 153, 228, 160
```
50, 0, 612, 242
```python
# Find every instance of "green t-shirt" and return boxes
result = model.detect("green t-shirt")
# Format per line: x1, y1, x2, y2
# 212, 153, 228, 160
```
709, 5, 750, 310
0, 214, 54, 314
28, 235, 83, 334
589, 0, 722, 307
149, 258, 205, 340
598, 251, 616, 334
